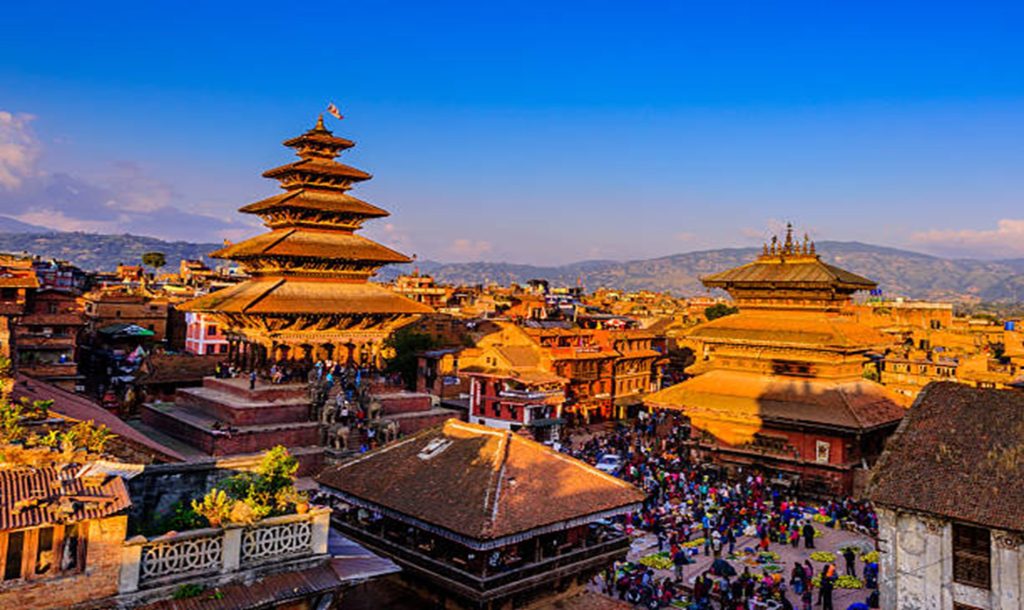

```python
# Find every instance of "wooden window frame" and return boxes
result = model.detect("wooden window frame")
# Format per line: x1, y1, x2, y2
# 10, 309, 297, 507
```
0, 524, 89, 582
952, 523, 991, 590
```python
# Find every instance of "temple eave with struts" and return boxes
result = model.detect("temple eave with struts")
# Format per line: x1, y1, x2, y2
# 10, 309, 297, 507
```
181, 116, 432, 367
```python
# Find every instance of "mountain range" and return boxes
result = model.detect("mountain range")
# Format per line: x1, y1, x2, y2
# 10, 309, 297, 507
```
1, 218, 1023, 303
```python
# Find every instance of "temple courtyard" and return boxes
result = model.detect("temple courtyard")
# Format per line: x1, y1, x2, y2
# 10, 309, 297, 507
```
595, 520, 877, 608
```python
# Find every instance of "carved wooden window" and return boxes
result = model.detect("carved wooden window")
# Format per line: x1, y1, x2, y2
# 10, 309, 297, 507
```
0, 524, 86, 581
952, 523, 990, 589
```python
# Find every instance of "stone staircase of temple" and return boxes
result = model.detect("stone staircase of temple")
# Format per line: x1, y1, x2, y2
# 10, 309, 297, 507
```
319, 383, 464, 459
140, 377, 324, 474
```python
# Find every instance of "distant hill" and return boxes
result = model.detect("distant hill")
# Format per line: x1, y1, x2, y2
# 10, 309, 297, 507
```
0, 216, 49, 234
0, 231, 221, 272
2, 228, 1024, 302
383, 241, 1024, 303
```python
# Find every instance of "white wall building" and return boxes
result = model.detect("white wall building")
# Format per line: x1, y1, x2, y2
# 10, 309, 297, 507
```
868, 382, 1024, 610
876, 507, 1023, 610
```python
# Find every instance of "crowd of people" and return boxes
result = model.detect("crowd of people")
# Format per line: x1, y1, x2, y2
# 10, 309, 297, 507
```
564, 411, 881, 610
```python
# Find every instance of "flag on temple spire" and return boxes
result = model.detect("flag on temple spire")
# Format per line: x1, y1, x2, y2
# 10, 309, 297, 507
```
327, 102, 344, 120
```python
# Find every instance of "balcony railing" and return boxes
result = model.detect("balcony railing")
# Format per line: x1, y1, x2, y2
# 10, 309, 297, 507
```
335, 520, 628, 601
119, 508, 330, 594
498, 389, 562, 400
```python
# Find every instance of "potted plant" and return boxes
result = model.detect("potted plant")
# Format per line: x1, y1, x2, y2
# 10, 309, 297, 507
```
275, 486, 310, 514
192, 489, 232, 527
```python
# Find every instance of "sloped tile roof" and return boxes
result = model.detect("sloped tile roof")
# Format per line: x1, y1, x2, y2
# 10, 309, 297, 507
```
136, 353, 221, 385
138, 562, 355, 610
687, 311, 891, 350
212, 228, 412, 264
645, 369, 908, 431
181, 279, 433, 316
238, 189, 389, 218
0, 465, 130, 530
13, 374, 184, 462
317, 420, 643, 544
867, 382, 1024, 532
262, 157, 372, 182
702, 257, 875, 290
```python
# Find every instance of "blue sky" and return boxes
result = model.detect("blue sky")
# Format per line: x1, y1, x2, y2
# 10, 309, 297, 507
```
1, 1, 1022, 263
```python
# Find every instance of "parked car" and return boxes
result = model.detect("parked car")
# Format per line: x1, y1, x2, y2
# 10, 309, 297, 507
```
595, 454, 623, 475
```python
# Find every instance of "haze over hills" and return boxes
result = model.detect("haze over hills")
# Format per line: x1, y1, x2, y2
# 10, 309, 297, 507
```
2, 224, 1024, 303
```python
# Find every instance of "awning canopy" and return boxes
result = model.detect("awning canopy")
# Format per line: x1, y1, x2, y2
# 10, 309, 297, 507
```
529, 417, 566, 428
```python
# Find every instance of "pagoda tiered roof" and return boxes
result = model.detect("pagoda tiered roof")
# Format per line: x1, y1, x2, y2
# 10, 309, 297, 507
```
702, 258, 875, 291
239, 189, 389, 218
181, 116, 432, 341
211, 228, 412, 266
703, 223, 875, 293
687, 310, 890, 350
646, 369, 908, 433
186, 278, 430, 315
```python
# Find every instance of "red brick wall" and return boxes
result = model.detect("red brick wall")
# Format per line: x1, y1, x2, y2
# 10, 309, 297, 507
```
378, 393, 432, 415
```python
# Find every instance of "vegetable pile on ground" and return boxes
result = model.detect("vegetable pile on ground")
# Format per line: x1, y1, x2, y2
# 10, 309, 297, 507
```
639, 551, 674, 570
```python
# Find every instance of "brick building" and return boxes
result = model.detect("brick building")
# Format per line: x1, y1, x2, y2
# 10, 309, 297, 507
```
0, 466, 131, 610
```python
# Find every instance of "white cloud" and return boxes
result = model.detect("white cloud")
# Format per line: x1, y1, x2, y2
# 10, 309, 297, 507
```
11, 209, 121, 233
912, 219, 1024, 258
0, 109, 241, 242
0, 111, 40, 189
100, 161, 176, 212
447, 238, 492, 260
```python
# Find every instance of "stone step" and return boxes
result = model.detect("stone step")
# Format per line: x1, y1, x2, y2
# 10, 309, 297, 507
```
177, 386, 311, 426
202, 376, 308, 402
140, 402, 321, 457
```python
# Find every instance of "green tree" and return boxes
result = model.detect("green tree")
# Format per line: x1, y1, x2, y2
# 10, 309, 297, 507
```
704, 303, 739, 321
141, 251, 167, 273
383, 327, 439, 389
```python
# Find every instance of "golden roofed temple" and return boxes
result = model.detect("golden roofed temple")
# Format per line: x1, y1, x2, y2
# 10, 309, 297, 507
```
646, 224, 907, 496
181, 116, 432, 368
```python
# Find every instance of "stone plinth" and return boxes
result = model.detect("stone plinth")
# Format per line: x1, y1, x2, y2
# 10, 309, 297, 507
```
140, 376, 324, 475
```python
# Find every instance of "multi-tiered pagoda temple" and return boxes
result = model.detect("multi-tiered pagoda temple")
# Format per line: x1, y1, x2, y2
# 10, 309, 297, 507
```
182, 117, 431, 368
646, 224, 907, 496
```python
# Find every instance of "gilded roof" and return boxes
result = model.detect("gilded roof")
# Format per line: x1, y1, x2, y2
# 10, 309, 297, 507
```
181, 278, 433, 315
868, 382, 1024, 532
687, 311, 891, 349
645, 369, 907, 431
239, 189, 389, 218
702, 256, 875, 291
493, 345, 541, 368
316, 419, 643, 542
212, 228, 412, 264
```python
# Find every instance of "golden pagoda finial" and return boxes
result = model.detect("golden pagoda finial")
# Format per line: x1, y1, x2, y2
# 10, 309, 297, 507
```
810, 240, 816, 255
784, 222, 794, 254
770, 235, 778, 255
762, 242, 769, 257
315, 114, 326, 131
802, 233, 809, 255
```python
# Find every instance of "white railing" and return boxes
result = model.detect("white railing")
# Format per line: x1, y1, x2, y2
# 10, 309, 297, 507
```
139, 529, 223, 582
241, 513, 314, 565
120, 507, 330, 593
